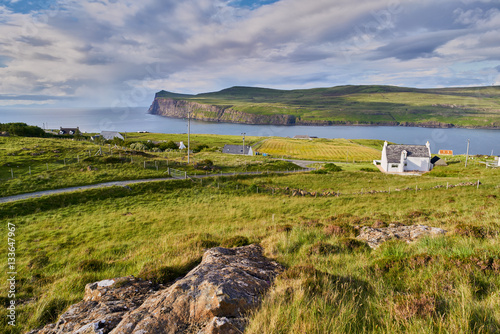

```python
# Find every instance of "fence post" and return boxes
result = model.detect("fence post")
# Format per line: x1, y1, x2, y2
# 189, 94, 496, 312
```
11, 168, 13, 179
185, 171, 187, 179
144, 161, 146, 169
477, 180, 480, 189
167, 167, 170, 175
77, 155, 80, 163
88, 150, 91, 157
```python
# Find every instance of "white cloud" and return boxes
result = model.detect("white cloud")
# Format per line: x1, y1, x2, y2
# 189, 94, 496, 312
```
0, 0, 499, 107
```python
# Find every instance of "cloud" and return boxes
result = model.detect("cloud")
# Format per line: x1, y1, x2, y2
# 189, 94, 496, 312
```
0, 0, 499, 108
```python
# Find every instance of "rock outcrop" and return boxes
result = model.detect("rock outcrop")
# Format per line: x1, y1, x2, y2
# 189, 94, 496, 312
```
28, 276, 159, 334
149, 98, 296, 125
30, 245, 284, 334
356, 224, 447, 248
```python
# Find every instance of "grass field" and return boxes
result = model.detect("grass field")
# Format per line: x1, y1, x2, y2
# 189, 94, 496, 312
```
0, 136, 304, 197
1, 144, 500, 333
255, 138, 382, 161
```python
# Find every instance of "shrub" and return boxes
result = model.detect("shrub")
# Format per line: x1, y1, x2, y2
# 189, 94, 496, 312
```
129, 142, 147, 150
159, 141, 178, 150
323, 163, 342, 172
192, 144, 209, 153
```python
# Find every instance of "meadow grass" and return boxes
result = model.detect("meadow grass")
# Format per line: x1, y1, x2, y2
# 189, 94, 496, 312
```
1, 156, 499, 333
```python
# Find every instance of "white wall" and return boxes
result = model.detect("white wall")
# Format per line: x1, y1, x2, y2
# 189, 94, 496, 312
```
405, 157, 431, 172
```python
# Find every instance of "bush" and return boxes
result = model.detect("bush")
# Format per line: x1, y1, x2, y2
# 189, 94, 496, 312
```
129, 142, 148, 151
193, 144, 209, 153
158, 141, 178, 150
323, 163, 342, 172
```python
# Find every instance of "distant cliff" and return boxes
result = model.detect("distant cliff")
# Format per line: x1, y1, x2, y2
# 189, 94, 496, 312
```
148, 98, 297, 125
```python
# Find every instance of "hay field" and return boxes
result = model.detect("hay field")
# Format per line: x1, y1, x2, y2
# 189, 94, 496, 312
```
255, 138, 382, 161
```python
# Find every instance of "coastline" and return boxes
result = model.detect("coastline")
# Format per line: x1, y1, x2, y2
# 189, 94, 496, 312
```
148, 112, 500, 130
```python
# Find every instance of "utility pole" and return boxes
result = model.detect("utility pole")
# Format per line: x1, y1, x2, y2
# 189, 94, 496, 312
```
188, 111, 191, 164
241, 133, 246, 155
465, 139, 470, 167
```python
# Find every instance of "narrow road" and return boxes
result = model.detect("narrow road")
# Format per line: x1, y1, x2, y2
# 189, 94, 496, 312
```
0, 167, 314, 204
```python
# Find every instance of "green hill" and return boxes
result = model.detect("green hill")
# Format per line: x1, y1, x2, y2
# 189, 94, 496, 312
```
153, 85, 500, 128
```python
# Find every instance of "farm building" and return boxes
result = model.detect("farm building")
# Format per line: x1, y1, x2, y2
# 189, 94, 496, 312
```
223, 144, 254, 156
101, 131, 124, 141
59, 127, 80, 135
375, 141, 433, 173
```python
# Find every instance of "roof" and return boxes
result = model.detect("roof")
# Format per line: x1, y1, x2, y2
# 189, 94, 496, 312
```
431, 156, 448, 166
100, 131, 124, 140
386, 144, 430, 163
223, 144, 252, 155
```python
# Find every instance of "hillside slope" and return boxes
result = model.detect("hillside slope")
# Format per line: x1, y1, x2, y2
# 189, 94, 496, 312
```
149, 85, 500, 128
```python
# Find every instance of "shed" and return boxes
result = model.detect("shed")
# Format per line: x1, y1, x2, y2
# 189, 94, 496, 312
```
223, 144, 254, 156
100, 131, 124, 141
431, 156, 448, 166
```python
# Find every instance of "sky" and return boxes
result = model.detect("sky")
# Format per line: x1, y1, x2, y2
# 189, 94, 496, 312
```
0, 0, 499, 108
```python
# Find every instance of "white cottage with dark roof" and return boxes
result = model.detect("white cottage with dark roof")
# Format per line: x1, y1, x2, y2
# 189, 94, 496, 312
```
378, 141, 433, 173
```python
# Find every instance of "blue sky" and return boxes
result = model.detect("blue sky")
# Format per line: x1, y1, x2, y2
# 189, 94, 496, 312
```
0, 0, 499, 108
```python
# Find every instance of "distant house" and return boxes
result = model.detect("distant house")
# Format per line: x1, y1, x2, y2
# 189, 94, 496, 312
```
293, 135, 318, 139
223, 144, 254, 156
59, 127, 80, 135
375, 141, 433, 173
100, 131, 124, 141
439, 149, 453, 155
90, 135, 101, 141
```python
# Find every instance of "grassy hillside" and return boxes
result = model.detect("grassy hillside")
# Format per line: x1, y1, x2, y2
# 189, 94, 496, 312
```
155, 85, 500, 128
1, 155, 500, 333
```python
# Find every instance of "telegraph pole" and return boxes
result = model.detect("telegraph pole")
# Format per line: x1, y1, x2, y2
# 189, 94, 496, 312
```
465, 139, 470, 167
188, 111, 191, 164
241, 133, 246, 155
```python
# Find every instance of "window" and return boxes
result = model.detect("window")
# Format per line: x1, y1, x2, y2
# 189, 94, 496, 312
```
391, 164, 399, 168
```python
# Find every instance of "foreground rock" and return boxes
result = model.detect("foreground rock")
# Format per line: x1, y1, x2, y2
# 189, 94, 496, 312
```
29, 245, 283, 334
28, 276, 158, 334
357, 224, 447, 248
112, 244, 284, 334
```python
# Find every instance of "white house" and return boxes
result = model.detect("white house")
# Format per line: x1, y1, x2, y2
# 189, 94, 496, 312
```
376, 141, 433, 173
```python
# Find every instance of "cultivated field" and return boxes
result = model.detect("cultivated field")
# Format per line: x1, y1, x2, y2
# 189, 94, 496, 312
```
255, 138, 382, 161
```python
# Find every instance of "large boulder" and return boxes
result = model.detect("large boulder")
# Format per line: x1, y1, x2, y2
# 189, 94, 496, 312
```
111, 244, 284, 334
29, 245, 283, 334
